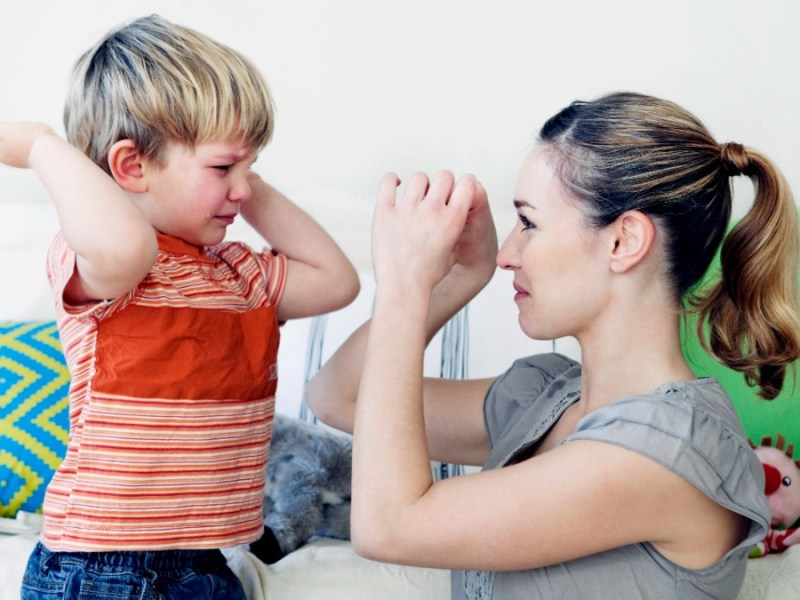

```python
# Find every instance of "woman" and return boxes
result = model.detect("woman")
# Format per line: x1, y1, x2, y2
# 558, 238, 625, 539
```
306, 92, 800, 599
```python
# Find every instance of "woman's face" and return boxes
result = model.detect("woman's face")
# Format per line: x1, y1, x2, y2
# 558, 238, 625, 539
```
496, 146, 612, 341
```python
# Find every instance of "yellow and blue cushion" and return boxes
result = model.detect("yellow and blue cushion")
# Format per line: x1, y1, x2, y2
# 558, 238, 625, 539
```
0, 321, 69, 517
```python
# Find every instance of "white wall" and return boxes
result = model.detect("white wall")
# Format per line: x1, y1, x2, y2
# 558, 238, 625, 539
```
1, 1, 797, 407
2, 0, 797, 269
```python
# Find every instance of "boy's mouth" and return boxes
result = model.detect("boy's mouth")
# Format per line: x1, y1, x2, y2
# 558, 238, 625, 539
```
215, 214, 237, 225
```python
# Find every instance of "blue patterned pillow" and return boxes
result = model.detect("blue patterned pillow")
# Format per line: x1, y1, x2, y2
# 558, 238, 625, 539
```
0, 321, 70, 517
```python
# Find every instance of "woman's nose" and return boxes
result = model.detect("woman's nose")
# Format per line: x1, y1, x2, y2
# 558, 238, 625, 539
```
496, 230, 519, 270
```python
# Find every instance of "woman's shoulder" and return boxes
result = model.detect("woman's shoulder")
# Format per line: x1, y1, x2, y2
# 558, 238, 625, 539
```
488, 352, 580, 408
483, 353, 581, 453
584, 377, 740, 434
502, 352, 580, 385
574, 377, 746, 451
572, 378, 769, 532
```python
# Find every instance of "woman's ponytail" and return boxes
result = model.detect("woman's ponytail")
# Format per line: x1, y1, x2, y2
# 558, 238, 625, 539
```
695, 146, 800, 399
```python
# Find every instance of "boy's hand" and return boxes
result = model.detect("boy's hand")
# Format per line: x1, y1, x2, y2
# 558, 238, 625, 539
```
0, 122, 57, 169
241, 173, 360, 320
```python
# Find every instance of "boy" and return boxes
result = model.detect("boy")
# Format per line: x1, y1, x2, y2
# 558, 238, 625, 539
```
0, 15, 359, 599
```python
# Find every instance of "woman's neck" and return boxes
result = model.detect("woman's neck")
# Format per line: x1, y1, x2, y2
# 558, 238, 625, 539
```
574, 300, 695, 414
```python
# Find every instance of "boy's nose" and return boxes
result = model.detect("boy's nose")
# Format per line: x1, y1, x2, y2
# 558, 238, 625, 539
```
229, 178, 252, 203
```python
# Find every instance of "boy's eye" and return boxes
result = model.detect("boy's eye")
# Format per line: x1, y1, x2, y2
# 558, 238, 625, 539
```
213, 165, 233, 173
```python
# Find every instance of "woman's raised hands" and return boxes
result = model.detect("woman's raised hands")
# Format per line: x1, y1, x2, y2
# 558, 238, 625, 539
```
371, 170, 497, 297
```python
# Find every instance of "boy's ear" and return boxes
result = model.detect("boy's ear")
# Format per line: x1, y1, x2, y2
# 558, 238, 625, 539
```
108, 140, 147, 193
608, 210, 656, 274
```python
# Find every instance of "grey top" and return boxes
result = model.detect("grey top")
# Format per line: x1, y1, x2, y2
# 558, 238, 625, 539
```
452, 354, 770, 600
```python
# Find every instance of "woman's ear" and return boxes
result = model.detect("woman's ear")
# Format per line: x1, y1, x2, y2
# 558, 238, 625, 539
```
608, 210, 656, 273
108, 140, 147, 193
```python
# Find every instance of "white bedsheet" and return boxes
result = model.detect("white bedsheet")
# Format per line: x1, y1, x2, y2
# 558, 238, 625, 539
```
2, 532, 798, 600
224, 539, 450, 600
0, 534, 449, 600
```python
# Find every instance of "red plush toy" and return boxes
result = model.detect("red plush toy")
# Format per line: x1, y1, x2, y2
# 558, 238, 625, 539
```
750, 434, 800, 558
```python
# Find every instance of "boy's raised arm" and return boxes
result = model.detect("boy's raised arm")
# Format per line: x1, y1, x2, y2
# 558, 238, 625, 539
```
0, 122, 158, 303
241, 172, 360, 320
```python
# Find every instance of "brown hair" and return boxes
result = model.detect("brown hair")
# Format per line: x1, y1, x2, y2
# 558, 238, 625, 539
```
539, 92, 800, 399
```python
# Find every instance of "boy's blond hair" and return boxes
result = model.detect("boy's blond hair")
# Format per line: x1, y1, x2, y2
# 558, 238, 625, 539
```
64, 14, 274, 173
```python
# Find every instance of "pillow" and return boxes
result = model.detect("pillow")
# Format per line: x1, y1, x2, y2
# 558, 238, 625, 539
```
0, 321, 69, 517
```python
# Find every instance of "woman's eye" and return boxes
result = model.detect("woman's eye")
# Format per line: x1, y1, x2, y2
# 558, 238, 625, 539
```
518, 214, 536, 231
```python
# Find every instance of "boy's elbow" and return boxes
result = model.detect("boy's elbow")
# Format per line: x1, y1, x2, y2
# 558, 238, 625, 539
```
112, 232, 159, 288
77, 231, 158, 300
331, 266, 360, 309
308, 264, 360, 314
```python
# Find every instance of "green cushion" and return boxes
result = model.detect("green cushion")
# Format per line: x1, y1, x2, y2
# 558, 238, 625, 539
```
0, 321, 69, 517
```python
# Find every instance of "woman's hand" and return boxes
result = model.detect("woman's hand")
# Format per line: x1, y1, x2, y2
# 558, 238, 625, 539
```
372, 170, 480, 296
306, 171, 495, 463
447, 177, 498, 288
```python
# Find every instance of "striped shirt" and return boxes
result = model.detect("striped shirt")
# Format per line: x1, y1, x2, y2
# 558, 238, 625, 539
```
41, 233, 287, 552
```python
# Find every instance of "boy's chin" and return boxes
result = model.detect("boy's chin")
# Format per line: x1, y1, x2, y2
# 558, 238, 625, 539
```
204, 231, 227, 246
182, 228, 227, 247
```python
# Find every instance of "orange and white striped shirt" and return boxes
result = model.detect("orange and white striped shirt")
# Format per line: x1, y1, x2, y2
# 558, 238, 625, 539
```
42, 233, 287, 552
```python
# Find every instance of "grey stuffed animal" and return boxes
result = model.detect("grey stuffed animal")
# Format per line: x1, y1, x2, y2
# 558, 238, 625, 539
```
250, 414, 352, 564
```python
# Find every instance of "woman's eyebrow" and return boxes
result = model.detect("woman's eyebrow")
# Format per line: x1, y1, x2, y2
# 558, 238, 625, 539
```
513, 199, 535, 209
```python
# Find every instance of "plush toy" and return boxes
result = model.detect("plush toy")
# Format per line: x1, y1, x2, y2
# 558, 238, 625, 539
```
249, 414, 352, 564
749, 434, 800, 558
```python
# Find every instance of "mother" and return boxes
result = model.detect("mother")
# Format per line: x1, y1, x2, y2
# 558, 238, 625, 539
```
306, 92, 800, 599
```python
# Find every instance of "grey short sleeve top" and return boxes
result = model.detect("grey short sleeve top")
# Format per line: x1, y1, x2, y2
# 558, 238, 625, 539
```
452, 353, 770, 600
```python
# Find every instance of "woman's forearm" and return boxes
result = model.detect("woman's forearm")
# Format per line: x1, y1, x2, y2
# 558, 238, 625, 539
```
350, 284, 434, 551
304, 261, 491, 431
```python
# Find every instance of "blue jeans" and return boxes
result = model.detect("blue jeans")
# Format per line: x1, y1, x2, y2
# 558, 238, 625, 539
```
21, 542, 246, 600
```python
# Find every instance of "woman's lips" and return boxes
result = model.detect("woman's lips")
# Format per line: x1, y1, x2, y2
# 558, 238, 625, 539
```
513, 283, 529, 301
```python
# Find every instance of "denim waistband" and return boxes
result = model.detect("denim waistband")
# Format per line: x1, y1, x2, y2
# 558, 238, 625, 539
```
38, 543, 226, 572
